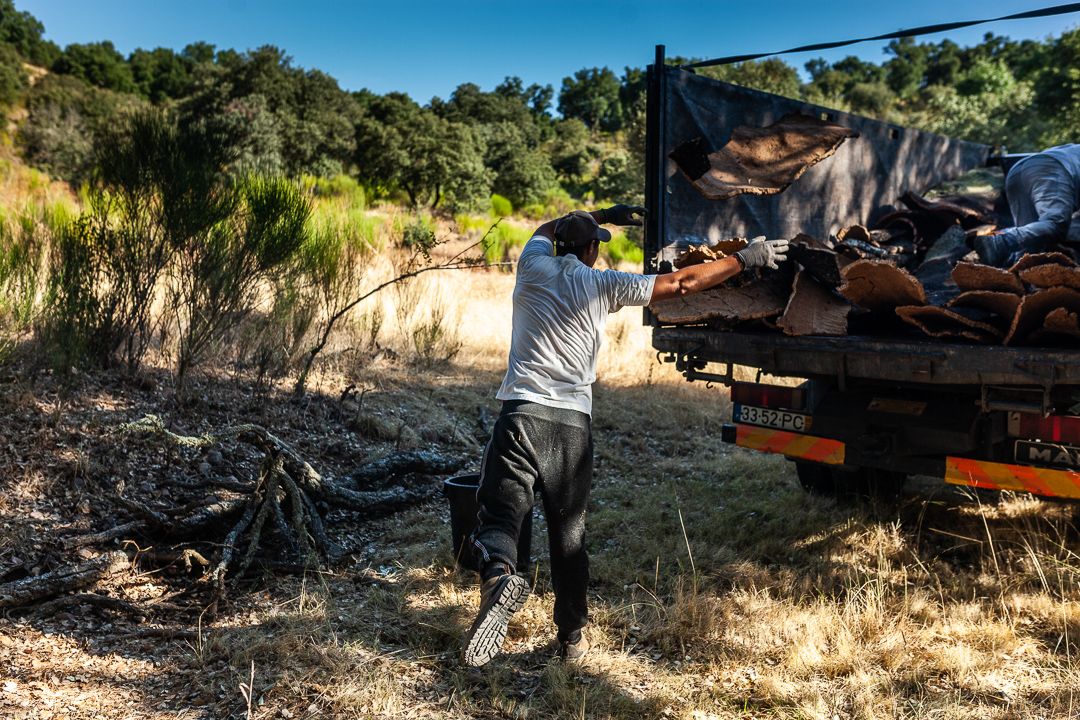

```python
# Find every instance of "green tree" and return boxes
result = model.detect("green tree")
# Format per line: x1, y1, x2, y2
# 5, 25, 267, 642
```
558, 67, 622, 131
479, 121, 555, 208
356, 94, 490, 208
18, 73, 145, 182
129, 47, 194, 102
53, 41, 137, 93
548, 118, 592, 183
0, 42, 27, 106
700, 58, 802, 99
0, 0, 58, 66
884, 37, 929, 98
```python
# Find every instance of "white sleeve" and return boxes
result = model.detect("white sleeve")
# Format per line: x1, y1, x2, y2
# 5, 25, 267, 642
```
596, 269, 657, 312
517, 236, 553, 279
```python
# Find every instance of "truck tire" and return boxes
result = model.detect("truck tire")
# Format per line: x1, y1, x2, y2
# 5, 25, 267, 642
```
795, 461, 841, 496
796, 462, 905, 501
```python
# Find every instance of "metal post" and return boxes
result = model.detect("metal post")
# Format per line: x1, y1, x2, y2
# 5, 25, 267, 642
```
643, 44, 666, 327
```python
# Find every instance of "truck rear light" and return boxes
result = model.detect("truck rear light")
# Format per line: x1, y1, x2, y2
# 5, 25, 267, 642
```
1007, 411, 1080, 444
731, 382, 804, 411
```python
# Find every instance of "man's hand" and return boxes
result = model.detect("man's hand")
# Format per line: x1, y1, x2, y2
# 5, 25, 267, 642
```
734, 236, 789, 270
598, 204, 645, 227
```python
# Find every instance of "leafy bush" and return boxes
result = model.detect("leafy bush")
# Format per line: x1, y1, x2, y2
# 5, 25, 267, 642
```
409, 301, 461, 367
306, 173, 366, 208
0, 42, 26, 107
0, 203, 54, 339
41, 109, 235, 371
603, 230, 644, 266
18, 74, 145, 183
482, 221, 531, 266
519, 187, 575, 220
170, 175, 311, 394
400, 214, 436, 251
490, 193, 512, 217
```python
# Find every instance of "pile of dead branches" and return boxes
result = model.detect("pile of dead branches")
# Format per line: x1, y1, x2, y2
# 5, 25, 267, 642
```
0, 415, 464, 612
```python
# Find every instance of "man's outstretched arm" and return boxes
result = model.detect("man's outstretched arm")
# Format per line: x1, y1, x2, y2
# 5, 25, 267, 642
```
650, 236, 789, 303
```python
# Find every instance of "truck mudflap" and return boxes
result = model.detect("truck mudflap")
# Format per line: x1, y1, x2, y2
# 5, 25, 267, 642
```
945, 457, 1080, 500
734, 424, 846, 465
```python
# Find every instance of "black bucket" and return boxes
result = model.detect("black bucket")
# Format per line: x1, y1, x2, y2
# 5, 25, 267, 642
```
443, 473, 532, 573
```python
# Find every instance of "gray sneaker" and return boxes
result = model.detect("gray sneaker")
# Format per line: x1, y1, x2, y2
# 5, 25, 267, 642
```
462, 573, 530, 667
556, 634, 590, 661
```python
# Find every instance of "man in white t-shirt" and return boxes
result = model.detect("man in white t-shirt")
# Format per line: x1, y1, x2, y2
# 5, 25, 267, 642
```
462, 206, 788, 667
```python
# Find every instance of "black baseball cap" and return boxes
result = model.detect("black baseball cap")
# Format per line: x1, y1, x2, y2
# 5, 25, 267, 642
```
554, 210, 611, 252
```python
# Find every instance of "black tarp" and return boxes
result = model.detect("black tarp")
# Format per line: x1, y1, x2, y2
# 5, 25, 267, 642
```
649, 65, 990, 268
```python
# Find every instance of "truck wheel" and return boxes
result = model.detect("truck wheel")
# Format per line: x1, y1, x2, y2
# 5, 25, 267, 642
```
796, 462, 905, 502
796, 461, 840, 496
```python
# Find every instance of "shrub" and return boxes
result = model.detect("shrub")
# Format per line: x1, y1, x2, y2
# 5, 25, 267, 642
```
169, 175, 311, 395
0, 42, 27, 108
409, 301, 462, 367
18, 73, 145, 184
603, 230, 644, 266
482, 221, 531, 266
308, 173, 366, 208
41, 109, 235, 371
490, 193, 512, 217
0, 204, 52, 345
290, 202, 376, 393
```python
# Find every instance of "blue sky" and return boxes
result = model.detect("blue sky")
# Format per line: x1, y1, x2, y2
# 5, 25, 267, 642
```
20, 1, 1078, 104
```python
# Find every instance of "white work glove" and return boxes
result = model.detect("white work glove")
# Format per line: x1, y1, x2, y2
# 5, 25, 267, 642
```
734, 235, 789, 270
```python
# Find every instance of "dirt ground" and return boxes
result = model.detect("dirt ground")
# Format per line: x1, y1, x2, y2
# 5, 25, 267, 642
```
3, 267, 1080, 719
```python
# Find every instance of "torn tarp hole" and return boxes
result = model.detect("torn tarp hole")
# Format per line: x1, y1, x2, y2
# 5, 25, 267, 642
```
668, 136, 712, 182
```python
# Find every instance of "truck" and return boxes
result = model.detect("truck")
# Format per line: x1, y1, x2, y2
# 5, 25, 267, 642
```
642, 45, 1080, 501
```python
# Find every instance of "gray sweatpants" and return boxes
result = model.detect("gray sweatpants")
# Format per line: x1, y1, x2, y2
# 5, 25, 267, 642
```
471, 400, 593, 638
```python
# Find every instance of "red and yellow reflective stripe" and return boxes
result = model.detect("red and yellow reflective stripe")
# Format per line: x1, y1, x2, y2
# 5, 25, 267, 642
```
946, 456, 1080, 500
735, 424, 845, 465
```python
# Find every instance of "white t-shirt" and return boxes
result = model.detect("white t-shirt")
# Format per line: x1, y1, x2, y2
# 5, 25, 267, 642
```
495, 236, 657, 415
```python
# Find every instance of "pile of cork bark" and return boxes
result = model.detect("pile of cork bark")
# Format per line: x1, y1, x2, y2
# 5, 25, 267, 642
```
649, 192, 1080, 346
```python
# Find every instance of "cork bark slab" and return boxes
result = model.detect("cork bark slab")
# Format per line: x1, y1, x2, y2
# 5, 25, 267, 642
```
900, 191, 991, 226
947, 290, 1022, 320
649, 280, 788, 324
671, 112, 858, 201
673, 238, 749, 268
951, 262, 1024, 294
1008, 252, 1076, 274
1003, 287, 1080, 346
1019, 263, 1080, 290
777, 270, 850, 336
896, 305, 1004, 343
838, 259, 927, 312
789, 243, 844, 288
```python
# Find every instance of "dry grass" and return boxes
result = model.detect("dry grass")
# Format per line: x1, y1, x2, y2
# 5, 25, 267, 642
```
176, 267, 1080, 720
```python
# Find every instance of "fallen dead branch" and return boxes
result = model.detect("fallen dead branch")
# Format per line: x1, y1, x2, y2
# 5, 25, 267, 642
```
0, 551, 129, 609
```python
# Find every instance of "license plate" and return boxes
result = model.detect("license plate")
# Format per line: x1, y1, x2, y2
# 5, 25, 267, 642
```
1014, 439, 1080, 470
734, 404, 812, 433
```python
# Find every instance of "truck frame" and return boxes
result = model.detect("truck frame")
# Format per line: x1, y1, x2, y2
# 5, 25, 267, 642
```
643, 46, 1080, 500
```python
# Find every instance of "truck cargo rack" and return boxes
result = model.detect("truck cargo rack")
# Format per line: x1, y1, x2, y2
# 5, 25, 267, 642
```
654, 326, 1080, 394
